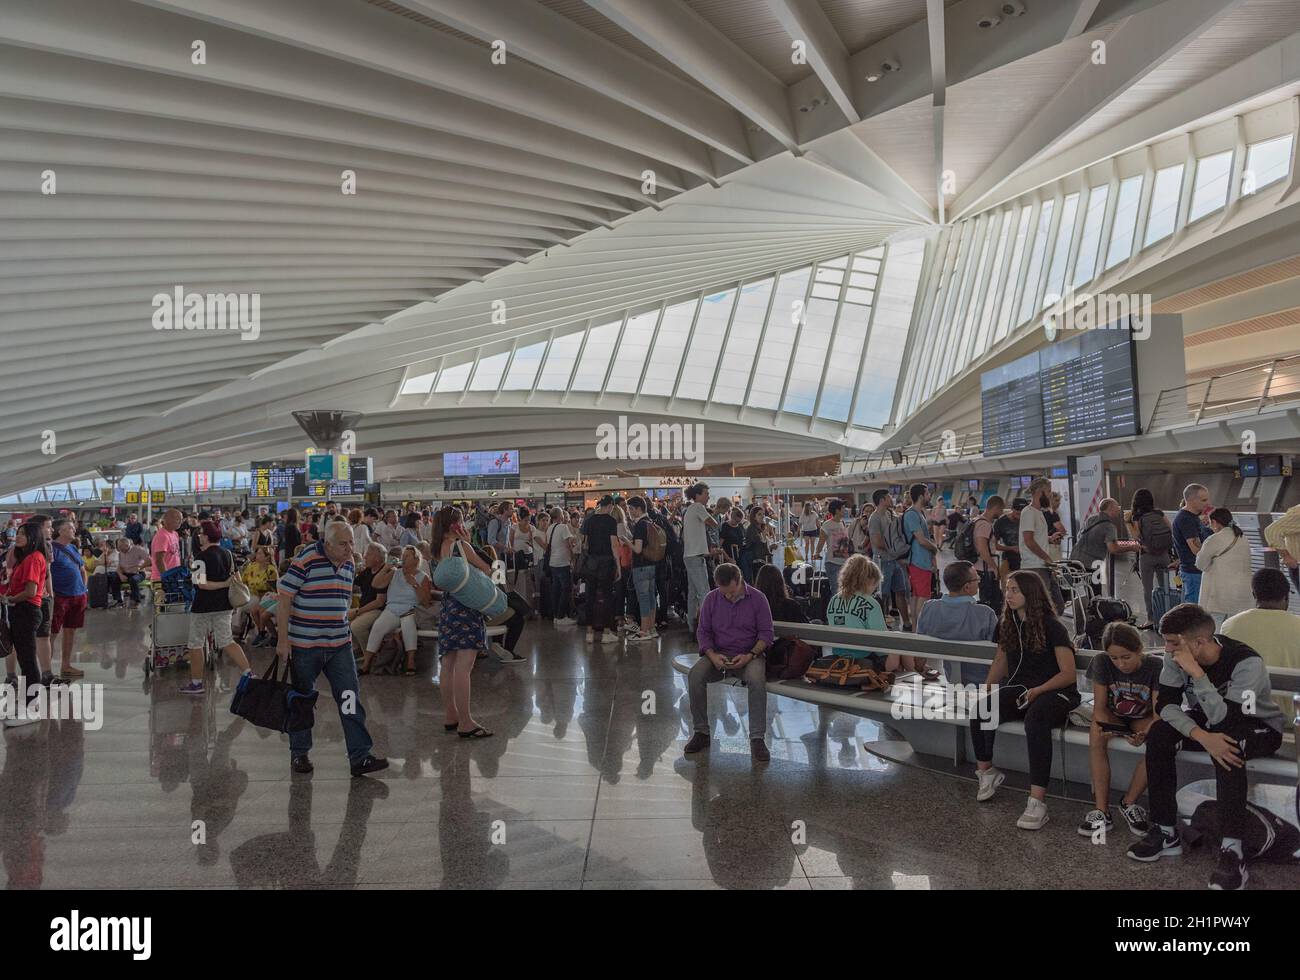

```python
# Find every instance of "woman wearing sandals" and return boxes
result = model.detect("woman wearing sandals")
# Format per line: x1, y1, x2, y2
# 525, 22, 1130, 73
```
358, 546, 429, 677
432, 508, 493, 739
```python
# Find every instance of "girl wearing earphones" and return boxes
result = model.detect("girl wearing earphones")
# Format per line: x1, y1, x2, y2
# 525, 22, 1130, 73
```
970, 570, 1079, 829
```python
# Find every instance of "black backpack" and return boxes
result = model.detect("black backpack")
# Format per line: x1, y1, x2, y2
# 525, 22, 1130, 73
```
1187, 800, 1300, 863
953, 518, 984, 563
1140, 511, 1173, 555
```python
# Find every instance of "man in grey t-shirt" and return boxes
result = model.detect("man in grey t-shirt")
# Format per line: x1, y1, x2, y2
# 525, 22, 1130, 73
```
867, 489, 912, 629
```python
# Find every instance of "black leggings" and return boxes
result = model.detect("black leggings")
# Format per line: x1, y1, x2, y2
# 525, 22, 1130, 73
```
9, 600, 41, 695
583, 556, 616, 631
1145, 709, 1283, 838
970, 686, 1079, 788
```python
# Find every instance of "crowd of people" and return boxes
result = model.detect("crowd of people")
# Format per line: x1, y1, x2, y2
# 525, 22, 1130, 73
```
2, 478, 1296, 889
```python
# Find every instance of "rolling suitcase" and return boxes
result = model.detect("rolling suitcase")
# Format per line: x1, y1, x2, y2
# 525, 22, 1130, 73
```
1149, 586, 1183, 627
88, 573, 110, 609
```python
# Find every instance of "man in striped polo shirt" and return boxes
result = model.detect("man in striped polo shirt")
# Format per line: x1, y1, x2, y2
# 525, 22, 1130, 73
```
277, 520, 387, 777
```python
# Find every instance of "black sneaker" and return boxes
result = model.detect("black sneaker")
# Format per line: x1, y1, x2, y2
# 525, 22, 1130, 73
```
1127, 826, 1183, 862
750, 738, 770, 763
291, 754, 314, 774
350, 754, 389, 777
1077, 809, 1113, 838
684, 732, 710, 754
1208, 846, 1247, 890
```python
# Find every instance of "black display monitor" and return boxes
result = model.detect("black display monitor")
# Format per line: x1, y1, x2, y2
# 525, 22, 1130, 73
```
980, 327, 1139, 456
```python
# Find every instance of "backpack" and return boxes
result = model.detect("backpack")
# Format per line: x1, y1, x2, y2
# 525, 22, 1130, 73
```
641, 518, 667, 563
1139, 511, 1173, 555
1187, 800, 1300, 863
766, 637, 816, 680
953, 518, 984, 563
885, 513, 912, 561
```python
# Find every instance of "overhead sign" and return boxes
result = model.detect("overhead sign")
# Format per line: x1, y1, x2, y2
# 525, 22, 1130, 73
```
150, 491, 166, 504
307, 453, 335, 482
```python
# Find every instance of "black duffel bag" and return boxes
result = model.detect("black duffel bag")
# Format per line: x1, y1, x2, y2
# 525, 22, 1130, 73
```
230, 656, 317, 733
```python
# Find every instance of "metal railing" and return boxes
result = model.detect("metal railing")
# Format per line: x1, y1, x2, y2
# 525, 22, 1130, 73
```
1146, 353, 1300, 433
840, 428, 984, 475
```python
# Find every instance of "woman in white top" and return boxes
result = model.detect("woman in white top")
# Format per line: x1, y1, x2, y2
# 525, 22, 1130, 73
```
1195, 507, 1253, 627
508, 509, 535, 604
360, 546, 431, 676
799, 502, 820, 562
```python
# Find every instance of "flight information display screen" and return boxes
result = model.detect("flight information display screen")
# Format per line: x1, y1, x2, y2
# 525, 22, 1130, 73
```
980, 353, 1045, 456
442, 450, 518, 476
1039, 329, 1138, 448
980, 329, 1138, 456
250, 456, 371, 496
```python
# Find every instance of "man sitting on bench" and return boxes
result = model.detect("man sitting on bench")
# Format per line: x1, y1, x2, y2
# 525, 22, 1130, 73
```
684, 562, 775, 764
1128, 603, 1284, 890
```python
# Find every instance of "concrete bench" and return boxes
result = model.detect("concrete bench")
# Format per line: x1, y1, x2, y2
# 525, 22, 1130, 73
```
672, 622, 1298, 796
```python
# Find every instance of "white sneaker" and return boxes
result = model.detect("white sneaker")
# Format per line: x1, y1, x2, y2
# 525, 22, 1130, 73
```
631, 630, 660, 642
600, 630, 621, 643
1017, 797, 1049, 830
554, 617, 577, 626
975, 767, 1005, 801
4, 715, 42, 730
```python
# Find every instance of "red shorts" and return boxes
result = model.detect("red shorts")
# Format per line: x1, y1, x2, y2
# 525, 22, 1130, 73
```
907, 564, 934, 599
52, 593, 88, 634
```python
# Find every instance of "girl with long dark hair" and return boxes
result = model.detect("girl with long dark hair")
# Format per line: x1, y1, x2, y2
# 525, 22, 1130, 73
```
1128, 488, 1172, 629
970, 570, 1079, 829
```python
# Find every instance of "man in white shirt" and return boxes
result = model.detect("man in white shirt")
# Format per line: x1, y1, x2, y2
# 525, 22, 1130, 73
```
1019, 477, 1063, 613
682, 482, 718, 631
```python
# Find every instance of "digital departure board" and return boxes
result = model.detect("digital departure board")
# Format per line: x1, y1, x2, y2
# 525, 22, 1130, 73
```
980, 329, 1138, 456
250, 457, 371, 497
980, 353, 1046, 456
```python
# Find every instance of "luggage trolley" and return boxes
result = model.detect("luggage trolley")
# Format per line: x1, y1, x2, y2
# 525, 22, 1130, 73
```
144, 566, 197, 675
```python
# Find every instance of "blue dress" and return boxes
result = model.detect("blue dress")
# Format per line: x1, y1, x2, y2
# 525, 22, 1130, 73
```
438, 590, 487, 655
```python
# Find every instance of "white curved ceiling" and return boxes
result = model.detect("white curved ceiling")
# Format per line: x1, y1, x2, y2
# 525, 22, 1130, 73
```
3, 0, 1291, 493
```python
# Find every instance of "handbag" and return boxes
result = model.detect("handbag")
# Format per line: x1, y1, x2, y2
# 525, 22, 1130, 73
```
229, 655, 318, 733
228, 567, 252, 607
803, 655, 893, 690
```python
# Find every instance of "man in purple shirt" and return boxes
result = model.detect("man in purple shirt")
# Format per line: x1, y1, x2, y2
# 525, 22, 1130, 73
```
684, 563, 776, 763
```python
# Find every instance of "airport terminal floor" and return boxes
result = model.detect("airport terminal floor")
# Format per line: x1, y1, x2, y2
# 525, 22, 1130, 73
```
14, 602, 1299, 892
8, 0, 1300, 953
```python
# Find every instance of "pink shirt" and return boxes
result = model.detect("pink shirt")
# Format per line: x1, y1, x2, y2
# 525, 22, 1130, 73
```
150, 527, 180, 580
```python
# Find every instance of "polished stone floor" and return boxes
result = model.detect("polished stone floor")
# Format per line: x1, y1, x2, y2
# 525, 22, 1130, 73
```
2, 604, 1297, 890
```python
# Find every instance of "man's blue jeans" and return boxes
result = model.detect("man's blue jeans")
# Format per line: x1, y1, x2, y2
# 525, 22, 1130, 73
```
1181, 569, 1202, 605
288, 644, 373, 763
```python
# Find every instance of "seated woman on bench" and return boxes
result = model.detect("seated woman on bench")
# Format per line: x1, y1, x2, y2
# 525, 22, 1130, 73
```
826, 555, 937, 680
1079, 622, 1157, 840
971, 570, 1079, 830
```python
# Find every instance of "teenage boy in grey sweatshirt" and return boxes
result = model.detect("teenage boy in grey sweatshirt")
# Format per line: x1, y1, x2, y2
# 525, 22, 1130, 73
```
1127, 603, 1283, 890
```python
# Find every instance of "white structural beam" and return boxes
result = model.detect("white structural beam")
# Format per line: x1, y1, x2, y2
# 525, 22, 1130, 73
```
927, 0, 947, 225
765, 0, 858, 124
583, 0, 798, 151
949, 0, 1243, 220
1065, 0, 1105, 39
959, 27, 1300, 214
126, 0, 718, 182
399, 0, 755, 165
